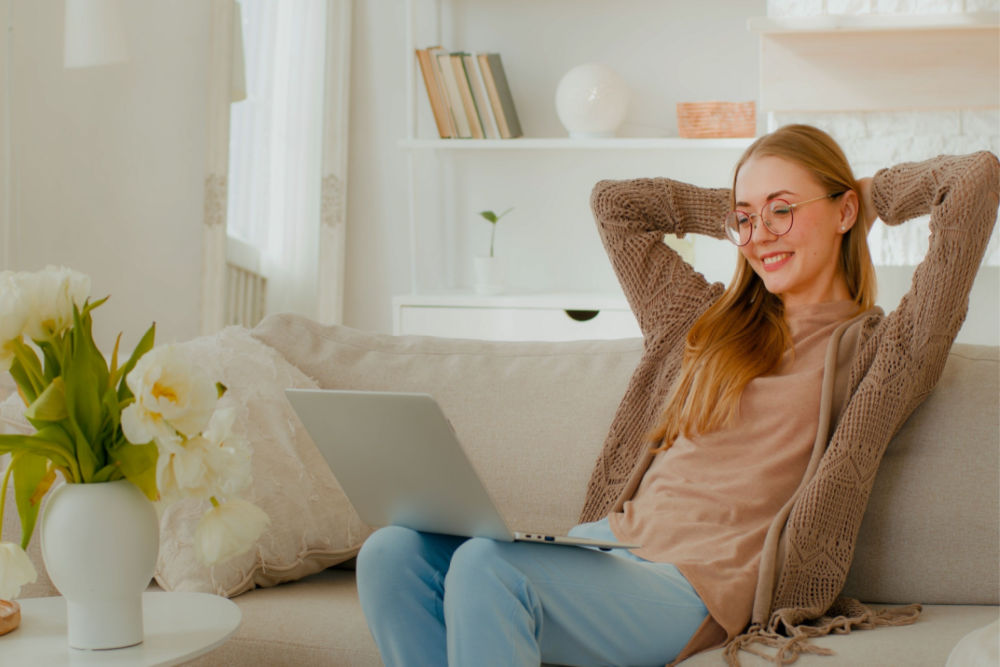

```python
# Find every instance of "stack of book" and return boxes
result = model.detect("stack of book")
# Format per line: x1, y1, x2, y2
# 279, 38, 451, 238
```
415, 47, 523, 139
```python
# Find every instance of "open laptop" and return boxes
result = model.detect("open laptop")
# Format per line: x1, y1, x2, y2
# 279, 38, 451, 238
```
285, 389, 638, 551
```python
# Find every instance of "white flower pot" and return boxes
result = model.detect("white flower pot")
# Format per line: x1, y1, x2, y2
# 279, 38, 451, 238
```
40, 479, 159, 650
473, 256, 504, 295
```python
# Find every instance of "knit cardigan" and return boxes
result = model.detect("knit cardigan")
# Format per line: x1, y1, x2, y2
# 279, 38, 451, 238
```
581, 152, 1000, 663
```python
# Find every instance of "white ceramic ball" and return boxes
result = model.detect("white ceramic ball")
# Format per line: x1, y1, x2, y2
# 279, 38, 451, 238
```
555, 64, 630, 139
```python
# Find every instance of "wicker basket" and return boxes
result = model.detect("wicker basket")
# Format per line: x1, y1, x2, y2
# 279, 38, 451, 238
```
676, 101, 756, 138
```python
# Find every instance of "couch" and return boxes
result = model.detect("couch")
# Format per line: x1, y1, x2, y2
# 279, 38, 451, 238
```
6, 313, 999, 665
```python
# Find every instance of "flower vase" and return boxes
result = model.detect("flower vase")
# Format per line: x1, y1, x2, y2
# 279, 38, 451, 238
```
40, 478, 159, 650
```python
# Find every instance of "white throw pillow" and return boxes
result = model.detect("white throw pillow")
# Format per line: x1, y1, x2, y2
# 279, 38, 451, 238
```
153, 326, 371, 597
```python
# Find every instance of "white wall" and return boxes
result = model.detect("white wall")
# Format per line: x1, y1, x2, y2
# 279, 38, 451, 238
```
0, 0, 210, 352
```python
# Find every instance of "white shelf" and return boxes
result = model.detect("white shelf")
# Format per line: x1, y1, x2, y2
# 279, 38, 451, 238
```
399, 137, 757, 151
749, 11, 999, 34
393, 291, 631, 310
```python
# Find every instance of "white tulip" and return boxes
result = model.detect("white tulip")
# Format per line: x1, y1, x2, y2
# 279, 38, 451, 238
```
121, 401, 177, 447
202, 407, 252, 497
0, 541, 37, 600
194, 498, 270, 566
154, 408, 251, 503
0, 272, 30, 371
21, 266, 90, 341
155, 432, 215, 503
124, 344, 217, 439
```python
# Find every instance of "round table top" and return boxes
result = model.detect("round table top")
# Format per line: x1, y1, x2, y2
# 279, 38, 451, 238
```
0, 591, 241, 666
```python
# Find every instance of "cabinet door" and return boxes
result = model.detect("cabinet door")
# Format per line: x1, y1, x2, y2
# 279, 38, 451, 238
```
398, 305, 640, 341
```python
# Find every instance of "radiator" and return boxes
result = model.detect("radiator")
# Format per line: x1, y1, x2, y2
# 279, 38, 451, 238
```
225, 236, 266, 328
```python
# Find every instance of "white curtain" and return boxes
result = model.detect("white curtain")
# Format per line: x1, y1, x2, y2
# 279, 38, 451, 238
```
227, 0, 332, 319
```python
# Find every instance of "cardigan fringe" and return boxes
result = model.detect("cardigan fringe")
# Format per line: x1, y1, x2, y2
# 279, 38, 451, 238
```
723, 598, 923, 665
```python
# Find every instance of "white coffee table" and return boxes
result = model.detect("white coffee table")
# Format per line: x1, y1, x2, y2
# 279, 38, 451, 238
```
0, 591, 241, 666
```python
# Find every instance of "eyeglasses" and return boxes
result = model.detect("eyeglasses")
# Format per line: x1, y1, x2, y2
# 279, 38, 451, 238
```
724, 192, 845, 247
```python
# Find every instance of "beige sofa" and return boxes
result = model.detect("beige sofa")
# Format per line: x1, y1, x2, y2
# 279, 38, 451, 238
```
8, 314, 999, 665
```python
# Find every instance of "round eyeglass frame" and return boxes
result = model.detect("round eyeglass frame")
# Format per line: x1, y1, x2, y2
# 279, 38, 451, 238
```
724, 191, 845, 247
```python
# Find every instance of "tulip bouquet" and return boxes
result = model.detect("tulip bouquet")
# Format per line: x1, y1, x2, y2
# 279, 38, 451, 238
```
0, 266, 269, 600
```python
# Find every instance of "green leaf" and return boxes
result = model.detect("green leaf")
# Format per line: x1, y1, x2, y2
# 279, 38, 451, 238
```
36, 339, 62, 382
114, 441, 159, 501
24, 377, 68, 422
216, 382, 227, 399
101, 385, 122, 434
12, 452, 51, 550
8, 339, 44, 403
115, 323, 155, 401
81, 295, 109, 317
7, 360, 35, 405
0, 432, 76, 478
70, 429, 99, 483
478, 210, 499, 223
91, 463, 122, 483
108, 332, 123, 386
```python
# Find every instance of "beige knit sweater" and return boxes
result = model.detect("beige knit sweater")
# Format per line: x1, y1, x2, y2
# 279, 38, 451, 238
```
582, 152, 1000, 663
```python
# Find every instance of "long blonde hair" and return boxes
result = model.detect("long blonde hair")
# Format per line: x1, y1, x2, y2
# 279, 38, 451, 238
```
648, 124, 877, 451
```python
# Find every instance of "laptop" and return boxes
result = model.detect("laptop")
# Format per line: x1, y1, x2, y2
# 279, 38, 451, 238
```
285, 388, 638, 551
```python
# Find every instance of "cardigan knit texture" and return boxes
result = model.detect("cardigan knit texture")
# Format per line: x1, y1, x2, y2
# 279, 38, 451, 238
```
581, 151, 1000, 664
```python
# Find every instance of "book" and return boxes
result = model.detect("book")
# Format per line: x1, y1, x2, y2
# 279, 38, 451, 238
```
435, 51, 472, 138
465, 53, 500, 140
415, 46, 455, 138
477, 53, 522, 139
450, 53, 484, 139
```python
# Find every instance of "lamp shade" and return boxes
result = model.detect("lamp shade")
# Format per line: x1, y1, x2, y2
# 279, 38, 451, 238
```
64, 0, 129, 69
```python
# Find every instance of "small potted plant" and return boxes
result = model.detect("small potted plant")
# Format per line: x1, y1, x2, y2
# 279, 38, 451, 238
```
474, 208, 512, 295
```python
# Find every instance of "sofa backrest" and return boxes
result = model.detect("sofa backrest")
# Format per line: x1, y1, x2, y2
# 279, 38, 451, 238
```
253, 315, 643, 535
842, 343, 999, 605
255, 316, 999, 605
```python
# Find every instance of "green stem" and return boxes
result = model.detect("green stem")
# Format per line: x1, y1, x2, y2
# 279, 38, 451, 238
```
490, 224, 496, 258
0, 459, 12, 542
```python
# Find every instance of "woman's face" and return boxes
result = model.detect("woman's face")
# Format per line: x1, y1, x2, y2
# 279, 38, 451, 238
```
734, 155, 857, 307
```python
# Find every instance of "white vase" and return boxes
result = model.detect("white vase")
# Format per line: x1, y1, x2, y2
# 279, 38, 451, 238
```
473, 256, 504, 295
555, 63, 630, 139
40, 478, 159, 650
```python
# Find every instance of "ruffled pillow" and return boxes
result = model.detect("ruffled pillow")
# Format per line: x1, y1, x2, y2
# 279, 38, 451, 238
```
152, 326, 371, 597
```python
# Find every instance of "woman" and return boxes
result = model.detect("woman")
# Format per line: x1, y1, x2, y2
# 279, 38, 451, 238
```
356, 125, 999, 666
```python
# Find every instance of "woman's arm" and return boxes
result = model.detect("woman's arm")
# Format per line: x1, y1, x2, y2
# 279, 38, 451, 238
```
868, 151, 999, 396
590, 178, 730, 338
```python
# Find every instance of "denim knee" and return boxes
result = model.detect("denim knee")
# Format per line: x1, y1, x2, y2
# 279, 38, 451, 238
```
356, 525, 423, 592
444, 537, 522, 599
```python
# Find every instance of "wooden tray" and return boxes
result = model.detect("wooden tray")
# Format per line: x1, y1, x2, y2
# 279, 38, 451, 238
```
0, 600, 20, 636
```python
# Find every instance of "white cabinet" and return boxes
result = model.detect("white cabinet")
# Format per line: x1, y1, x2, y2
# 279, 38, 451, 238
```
394, 293, 641, 341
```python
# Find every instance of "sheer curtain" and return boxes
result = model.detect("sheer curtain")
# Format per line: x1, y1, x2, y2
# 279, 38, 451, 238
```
227, 0, 328, 318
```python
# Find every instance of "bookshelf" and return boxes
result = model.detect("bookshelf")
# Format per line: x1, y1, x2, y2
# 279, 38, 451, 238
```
397, 0, 761, 339
750, 11, 1000, 114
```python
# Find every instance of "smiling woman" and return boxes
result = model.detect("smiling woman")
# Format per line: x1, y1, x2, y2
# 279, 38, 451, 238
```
577, 126, 998, 664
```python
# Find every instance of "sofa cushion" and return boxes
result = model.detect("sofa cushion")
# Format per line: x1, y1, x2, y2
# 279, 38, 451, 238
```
155, 326, 369, 597
251, 315, 644, 535
681, 604, 1000, 666
180, 569, 381, 667
843, 344, 1000, 605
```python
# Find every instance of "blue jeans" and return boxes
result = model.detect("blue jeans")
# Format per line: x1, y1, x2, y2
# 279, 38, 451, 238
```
355, 518, 707, 667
